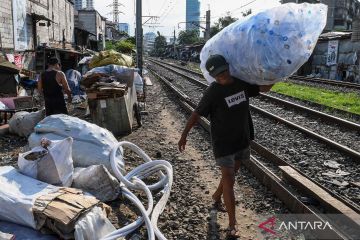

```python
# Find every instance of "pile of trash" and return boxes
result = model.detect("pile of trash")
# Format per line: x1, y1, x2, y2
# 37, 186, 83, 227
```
81, 64, 137, 99
0, 114, 173, 240
89, 50, 133, 69
200, 3, 327, 85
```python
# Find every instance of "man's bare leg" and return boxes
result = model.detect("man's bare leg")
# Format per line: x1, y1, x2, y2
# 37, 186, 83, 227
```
221, 166, 236, 228
213, 160, 241, 202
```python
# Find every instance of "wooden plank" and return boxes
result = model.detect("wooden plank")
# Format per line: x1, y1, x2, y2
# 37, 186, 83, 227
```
279, 166, 360, 226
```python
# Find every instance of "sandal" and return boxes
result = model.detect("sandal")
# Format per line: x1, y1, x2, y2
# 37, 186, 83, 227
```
226, 226, 241, 239
212, 201, 227, 212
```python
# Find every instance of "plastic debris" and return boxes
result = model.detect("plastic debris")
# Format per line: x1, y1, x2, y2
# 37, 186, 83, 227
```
200, 3, 327, 85
323, 160, 342, 169
328, 180, 349, 187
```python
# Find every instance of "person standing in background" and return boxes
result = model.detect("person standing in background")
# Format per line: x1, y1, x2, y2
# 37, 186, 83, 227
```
38, 57, 72, 116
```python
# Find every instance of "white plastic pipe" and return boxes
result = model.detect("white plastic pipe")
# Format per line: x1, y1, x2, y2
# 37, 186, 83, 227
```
101, 141, 173, 240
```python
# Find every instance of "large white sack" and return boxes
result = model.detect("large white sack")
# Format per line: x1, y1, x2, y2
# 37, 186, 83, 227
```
9, 109, 45, 137
18, 137, 74, 187
74, 206, 117, 240
200, 3, 327, 85
28, 114, 124, 173
72, 165, 121, 202
0, 166, 58, 229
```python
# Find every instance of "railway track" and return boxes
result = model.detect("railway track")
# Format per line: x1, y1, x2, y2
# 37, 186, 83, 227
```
290, 75, 360, 90
150, 58, 360, 91
147, 64, 360, 239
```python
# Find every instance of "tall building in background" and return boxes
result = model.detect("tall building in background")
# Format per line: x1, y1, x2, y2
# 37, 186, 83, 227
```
186, 0, 200, 31
281, 0, 360, 31
86, 0, 94, 10
143, 32, 157, 54
117, 23, 130, 35
74, 0, 86, 10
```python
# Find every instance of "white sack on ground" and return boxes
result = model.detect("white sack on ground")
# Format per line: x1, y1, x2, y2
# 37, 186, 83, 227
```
28, 114, 124, 173
0, 166, 58, 229
72, 165, 121, 202
18, 137, 74, 187
74, 206, 117, 240
9, 109, 45, 137
200, 3, 327, 85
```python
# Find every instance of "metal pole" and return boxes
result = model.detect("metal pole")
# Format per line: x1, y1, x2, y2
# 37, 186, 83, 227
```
205, 10, 210, 40
173, 28, 176, 59
136, 0, 143, 76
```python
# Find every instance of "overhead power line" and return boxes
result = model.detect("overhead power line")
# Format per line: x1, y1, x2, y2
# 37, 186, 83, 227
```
211, 0, 258, 19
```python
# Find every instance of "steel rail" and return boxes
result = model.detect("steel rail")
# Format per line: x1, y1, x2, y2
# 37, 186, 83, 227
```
148, 67, 352, 239
289, 75, 360, 90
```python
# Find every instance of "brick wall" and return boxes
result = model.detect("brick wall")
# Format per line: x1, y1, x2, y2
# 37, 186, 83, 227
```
0, 0, 14, 50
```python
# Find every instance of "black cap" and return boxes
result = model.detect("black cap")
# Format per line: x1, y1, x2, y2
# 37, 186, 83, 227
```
48, 57, 60, 65
205, 54, 229, 77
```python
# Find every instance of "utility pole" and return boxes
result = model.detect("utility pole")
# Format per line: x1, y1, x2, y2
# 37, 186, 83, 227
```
136, 0, 143, 76
205, 10, 211, 40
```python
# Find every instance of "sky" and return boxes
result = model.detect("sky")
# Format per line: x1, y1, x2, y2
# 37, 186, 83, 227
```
94, 0, 281, 39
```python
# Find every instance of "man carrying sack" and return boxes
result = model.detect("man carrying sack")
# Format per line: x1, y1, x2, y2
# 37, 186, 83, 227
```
178, 54, 273, 238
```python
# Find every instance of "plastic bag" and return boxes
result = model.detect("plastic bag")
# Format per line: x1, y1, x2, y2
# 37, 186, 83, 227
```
9, 110, 45, 137
18, 137, 74, 187
200, 3, 327, 85
28, 114, 124, 174
72, 165, 121, 202
89, 50, 133, 69
0, 166, 58, 229
74, 206, 117, 240
134, 72, 144, 96
82, 64, 136, 86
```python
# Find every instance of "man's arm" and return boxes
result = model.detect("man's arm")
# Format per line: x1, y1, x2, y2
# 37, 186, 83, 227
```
57, 72, 72, 102
37, 74, 43, 93
259, 84, 274, 92
178, 111, 201, 152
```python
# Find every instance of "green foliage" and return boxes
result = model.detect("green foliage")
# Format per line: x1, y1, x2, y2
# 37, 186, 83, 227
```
105, 40, 135, 54
126, 36, 136, 45
272, 82, 360, 115
153, 34, 167, 56
178, 30, 200, 45
210, 12, 239, 37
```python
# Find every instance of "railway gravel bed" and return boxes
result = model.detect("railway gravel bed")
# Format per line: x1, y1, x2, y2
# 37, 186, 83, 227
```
251, 111, 360, 205
252, 96, 360, 152
148, 61, 360, 207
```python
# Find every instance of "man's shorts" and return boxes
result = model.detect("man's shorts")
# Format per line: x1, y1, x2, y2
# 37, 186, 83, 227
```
215, 147, 250, 168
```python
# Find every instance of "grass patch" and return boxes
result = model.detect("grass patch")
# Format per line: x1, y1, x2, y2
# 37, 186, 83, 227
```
271, 82, 360, 115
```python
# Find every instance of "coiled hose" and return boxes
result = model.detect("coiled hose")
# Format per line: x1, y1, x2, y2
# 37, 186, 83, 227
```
101, 141, 173, 240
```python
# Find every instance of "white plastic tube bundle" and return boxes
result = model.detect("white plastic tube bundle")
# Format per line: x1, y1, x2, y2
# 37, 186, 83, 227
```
102, 141, 173, 240
200, 3, 327, 85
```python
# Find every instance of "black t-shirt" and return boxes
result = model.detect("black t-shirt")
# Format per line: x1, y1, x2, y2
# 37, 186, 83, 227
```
195, 77, 259, 158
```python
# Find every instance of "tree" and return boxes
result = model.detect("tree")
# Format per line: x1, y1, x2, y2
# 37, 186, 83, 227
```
153, 34, 167, 56
210, 12, 239, 37
105, 40, 135, 54
177, 30, 200, 45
